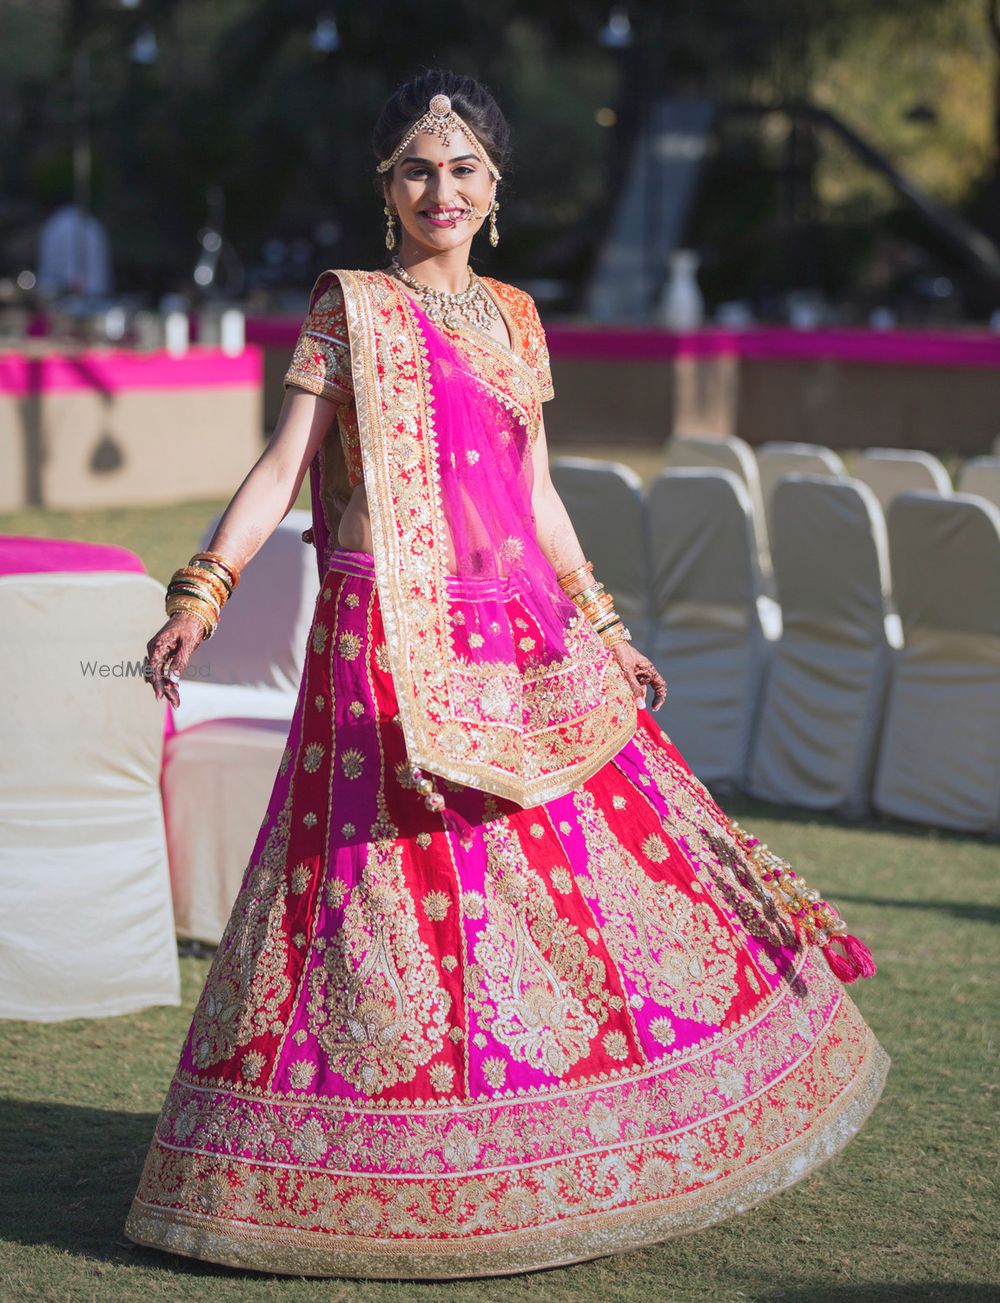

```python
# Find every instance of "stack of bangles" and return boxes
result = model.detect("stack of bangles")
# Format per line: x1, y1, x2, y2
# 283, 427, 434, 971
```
164, 550, 241, 640
557, 560, 632, 650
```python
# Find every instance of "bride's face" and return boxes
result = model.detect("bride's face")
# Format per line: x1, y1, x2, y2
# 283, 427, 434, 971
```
384, 127, 496, 256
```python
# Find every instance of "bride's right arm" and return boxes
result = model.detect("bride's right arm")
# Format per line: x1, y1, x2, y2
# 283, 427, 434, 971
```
202, 386, 338, 572
145, 388, 338, 704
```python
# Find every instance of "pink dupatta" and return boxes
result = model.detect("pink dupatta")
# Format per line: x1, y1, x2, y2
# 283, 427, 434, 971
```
312, 269, 636, 808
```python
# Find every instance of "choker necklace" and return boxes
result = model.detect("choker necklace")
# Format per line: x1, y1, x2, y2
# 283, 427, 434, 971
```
389, 257, 501, 335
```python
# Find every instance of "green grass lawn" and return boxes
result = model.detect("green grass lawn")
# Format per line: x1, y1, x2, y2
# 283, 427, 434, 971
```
1, 502, 996, 1302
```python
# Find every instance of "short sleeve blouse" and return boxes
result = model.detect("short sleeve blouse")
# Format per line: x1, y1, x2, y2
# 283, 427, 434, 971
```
283, 273, 353, 406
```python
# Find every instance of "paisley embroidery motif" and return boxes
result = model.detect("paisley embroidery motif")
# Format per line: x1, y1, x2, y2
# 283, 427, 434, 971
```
306, 836, 451, 1095
570, 787, 741, 1025
466, 817, 613, 1076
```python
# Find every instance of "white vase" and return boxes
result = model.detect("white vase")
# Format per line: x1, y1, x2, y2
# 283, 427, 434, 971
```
658, 249, 704, 330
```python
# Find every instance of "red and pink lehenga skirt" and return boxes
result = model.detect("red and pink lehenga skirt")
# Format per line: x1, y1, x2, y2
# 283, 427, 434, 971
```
126, 547, 889, 1280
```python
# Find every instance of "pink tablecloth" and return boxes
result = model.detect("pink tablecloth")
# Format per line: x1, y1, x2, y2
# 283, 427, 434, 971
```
0, 535, 146, 575
0, 534, 172, 737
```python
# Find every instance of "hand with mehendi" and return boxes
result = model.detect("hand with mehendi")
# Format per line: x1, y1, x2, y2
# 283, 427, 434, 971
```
144, 613, 206, 709
610, 641, 668, 711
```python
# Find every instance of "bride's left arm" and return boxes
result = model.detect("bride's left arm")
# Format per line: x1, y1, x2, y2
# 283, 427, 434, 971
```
529, 413, 667, 711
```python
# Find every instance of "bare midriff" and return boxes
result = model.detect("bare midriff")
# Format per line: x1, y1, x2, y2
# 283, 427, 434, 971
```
336, 480, 460, 572
336, 483, 374, 554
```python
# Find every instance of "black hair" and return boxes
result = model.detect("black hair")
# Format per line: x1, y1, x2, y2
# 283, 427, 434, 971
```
372, 68, 511, 187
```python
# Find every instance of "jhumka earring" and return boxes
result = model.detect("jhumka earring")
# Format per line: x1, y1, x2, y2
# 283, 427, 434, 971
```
488, 198, 500, 248
384, 204, 397, 251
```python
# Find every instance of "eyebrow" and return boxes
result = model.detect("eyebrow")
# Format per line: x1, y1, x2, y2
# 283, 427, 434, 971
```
400, 154, 479, 166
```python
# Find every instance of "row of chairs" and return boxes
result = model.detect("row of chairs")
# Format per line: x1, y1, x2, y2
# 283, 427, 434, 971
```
552, 459, 1000, 837
663, 435, 1000, 586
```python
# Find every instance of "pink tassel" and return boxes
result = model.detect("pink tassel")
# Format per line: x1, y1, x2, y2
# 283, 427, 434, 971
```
440, 801, 476, 850
822, 934, 877, 983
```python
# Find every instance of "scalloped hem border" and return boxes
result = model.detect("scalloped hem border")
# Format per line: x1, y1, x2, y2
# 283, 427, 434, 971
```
125, 1039, 889, 1281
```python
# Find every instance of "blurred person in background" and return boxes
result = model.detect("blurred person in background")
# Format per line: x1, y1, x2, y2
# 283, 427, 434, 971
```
36, 200, 113, 300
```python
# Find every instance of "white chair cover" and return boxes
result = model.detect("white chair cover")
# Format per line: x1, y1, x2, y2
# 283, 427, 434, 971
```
171, 509, 320, 730
757, 442, 846, 539
647, 468, 776, 791
0, 572, 180, 1020
549, 457, 651, 643
663, 434, 772, 581
744, 476, 897, 818
853, 448, 952, 512
163, 717, 289, 943
874, 492, 1000, 835
957, 456, 1000, 513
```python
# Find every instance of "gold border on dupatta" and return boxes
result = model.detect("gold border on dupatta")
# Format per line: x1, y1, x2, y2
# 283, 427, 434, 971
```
332, 268, 636, 808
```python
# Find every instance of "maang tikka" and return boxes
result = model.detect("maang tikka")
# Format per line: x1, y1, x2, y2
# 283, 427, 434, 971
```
377, 93, 503, 181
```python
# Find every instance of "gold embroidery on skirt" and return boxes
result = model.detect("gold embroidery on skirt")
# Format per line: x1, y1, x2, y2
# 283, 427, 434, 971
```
570, 787, 741, 1025
466, 818, 614, 1076
306, 836, 452, 1095
189, 792, 295, 1069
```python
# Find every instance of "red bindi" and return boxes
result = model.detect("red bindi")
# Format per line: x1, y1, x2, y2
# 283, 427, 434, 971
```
438, 162, 444, 167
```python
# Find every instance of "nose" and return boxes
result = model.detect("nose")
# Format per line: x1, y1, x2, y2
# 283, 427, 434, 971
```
428, 170, 461, 206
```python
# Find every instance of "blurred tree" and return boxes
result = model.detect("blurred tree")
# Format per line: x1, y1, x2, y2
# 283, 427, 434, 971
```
0, 0, 996, 312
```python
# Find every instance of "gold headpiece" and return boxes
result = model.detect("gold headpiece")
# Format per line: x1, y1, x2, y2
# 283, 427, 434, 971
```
377, 93, 502, 180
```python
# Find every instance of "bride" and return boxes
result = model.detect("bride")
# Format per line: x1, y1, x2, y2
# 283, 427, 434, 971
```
128, 68, 887, 1280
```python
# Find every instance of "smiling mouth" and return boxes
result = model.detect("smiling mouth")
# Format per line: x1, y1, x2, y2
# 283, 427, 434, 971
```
420, 208, 471, 224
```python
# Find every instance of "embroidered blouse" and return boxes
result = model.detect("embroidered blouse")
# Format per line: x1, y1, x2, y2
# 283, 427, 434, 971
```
283, 269, 555, 506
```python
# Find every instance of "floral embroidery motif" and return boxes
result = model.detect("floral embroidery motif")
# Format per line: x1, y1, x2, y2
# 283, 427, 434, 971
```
338, 632, 362, 660
341, 749, 364, 780
312, 624, 329, 655
349, 700, 365, 718
641, 834, 670, 863
290, 863, 311, 894
423, 891, 451, 921
288, 1060, 317, 1090
303, 743, 325, 774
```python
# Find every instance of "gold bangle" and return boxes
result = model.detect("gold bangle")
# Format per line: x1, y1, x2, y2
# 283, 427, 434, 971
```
572, 583, 608, 607
167, 579, 222, 618
172, 567, 229, 607
557, 561, 593, 591
182, 562, 232, 596
191, 550, 240, 589
166, 600, 215, 639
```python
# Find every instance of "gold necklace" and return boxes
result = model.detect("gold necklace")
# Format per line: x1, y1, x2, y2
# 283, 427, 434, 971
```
389, 257, 501, 334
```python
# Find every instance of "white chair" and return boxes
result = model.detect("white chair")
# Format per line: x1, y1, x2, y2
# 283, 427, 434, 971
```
757, 442, 846, 539
957, 456, 1000, 513
852, 448, 952, 513
744, 477, 900, 818
0, 572, 180, 1020
873, 492, 1000, 835
549, 457, 652, 644
663, 433, 772, 583
171, 508, 320, 730
162, 717, 290, 943
646, 468, 778, 792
